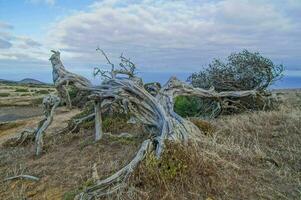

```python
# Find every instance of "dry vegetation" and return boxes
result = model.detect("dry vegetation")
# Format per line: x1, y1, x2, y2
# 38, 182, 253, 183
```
0, 89, 300, 199
0, 83, 56, 107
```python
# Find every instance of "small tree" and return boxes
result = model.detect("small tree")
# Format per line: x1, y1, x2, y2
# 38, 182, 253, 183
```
186, 50, 284, 117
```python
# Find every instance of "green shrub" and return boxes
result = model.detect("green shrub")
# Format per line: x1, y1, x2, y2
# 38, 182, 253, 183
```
174, 96, 203, 117
37, 89, 49, 94
174, 96, 221, 118
63, 179, 93, 200
68, 85, 78, 99
187, 50, 284, 117
0, 93, 10, 97
15, 88, 29, 92
31, 97, 43, 105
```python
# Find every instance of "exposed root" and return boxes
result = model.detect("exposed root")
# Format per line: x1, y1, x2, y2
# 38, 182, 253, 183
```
47, 50, 260, 199
69, 113, 95, 133
106, 132, 134, 139
76, 139, 151, 199
35, 95, 60, 156
4, 128, 35, 147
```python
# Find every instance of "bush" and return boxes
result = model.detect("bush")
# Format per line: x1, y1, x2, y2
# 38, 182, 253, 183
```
68, 85, 78, 99
15, 88, 29, 92
187, 50, 284, 117
0, 93, 10, 97
189, 50, 283, 91
174, 96, 203, 117
130, 142, 221, 199
37, 89, 49, 94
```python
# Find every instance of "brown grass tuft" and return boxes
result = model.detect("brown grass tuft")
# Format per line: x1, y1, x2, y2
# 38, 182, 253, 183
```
189, 118, 215, 135
0, 89, 300, 199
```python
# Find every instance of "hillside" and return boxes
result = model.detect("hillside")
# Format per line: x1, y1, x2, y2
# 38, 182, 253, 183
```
0, 89, 300, 199
0, 78, 48, 85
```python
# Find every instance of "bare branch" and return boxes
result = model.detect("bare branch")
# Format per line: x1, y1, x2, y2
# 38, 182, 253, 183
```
3, 175, 40, 182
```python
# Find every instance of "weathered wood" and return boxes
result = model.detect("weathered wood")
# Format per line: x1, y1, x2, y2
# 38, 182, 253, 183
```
47, 50, 258, 198
94, 101, 103, 141
35, 95, 60, 156
49, 50, 92, 108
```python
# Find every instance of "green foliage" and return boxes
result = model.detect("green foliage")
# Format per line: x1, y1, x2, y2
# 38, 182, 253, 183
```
143, 142, 189, 181
20, 93, 30, 96
188, 49, 283, 91
15, 88, 29, 92
0, 93, 10, 97
174, 96, 220, 118
63, 190, 79, 200
37, 89, 49, 94
174, 96, 202, 117
187, 50, 284, 117
68, 85, 78, 100
63, 179, 93, 200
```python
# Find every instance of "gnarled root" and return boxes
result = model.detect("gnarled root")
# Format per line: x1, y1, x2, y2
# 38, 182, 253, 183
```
3, 128, 35, 147
76, 139, 151, 200
35, 95, 60, 156
69, 113, 95, 133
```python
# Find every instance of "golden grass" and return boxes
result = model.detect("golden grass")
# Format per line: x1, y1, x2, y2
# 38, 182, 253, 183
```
0, 84, 56, 107
0, 89, 300, 199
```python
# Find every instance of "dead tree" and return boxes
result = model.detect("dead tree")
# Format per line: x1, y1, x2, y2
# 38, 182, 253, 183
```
49, 50, 92, 109
12, 95, 60, 156
188, 50, 284, 117
7, 50, 260, 199
7, 50, 259, 199
45, 50, 255, 199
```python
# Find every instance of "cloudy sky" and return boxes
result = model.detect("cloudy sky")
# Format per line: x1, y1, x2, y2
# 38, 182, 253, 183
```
0, 0, 301, 85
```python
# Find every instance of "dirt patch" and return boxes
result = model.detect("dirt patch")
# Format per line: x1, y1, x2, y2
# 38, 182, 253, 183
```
0, 108, 148, 200
0, 90, 300, 199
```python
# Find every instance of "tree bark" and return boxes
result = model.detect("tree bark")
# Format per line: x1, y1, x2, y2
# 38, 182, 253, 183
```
47, 51, 258, 198
94, 101, 103, 141
35, 95, 60, 156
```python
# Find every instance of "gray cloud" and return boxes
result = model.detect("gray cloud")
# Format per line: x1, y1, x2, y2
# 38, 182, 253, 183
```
17, 37, 42, 48
0, 22, 46, 61
0, 38, 12, 49
45, 0, 301, 72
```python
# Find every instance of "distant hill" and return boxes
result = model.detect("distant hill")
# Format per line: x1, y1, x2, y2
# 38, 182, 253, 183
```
18, 78, 46, 85
0, 78, 49, 85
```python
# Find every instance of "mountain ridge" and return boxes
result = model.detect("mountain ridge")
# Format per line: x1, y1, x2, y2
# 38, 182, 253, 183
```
0, 78, 50, 85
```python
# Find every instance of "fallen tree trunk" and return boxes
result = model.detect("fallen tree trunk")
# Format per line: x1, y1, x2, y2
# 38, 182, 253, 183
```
47, 50, 258, 198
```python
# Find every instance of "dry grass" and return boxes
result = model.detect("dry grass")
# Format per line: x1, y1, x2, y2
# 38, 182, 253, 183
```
0, 89, 300, 199
0, 83, 56, 107
0, 109, 148, 200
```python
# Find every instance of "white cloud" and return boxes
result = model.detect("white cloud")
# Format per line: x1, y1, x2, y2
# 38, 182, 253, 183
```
44, 0, 301, 72
0, 21, 46, 62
